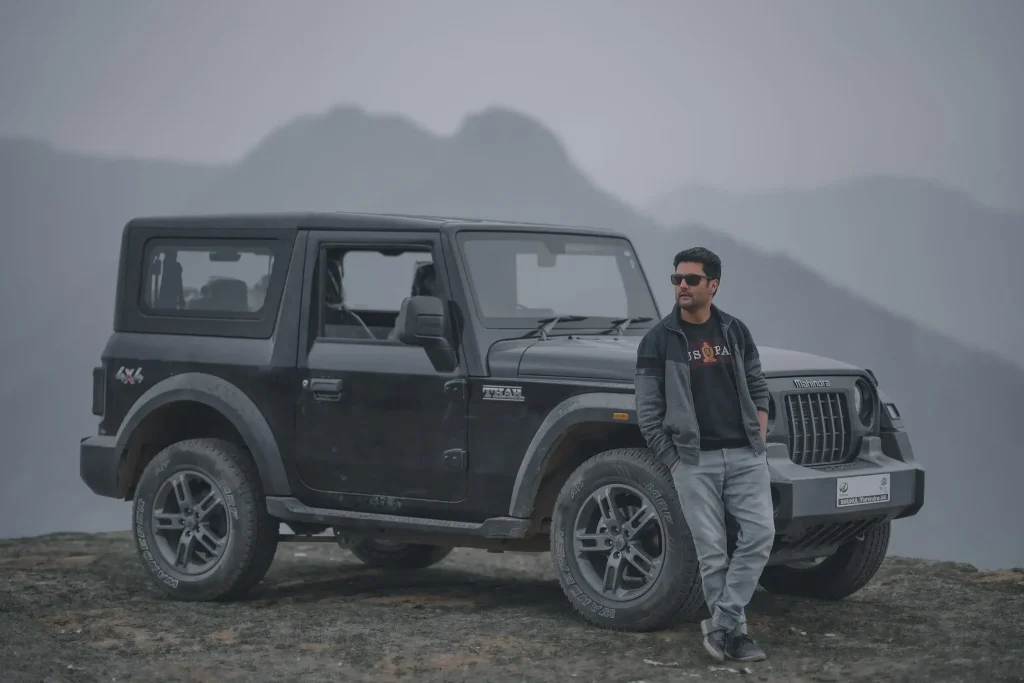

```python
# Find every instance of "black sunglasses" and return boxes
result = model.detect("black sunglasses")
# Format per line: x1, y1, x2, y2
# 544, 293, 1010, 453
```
671, 273, 712, 286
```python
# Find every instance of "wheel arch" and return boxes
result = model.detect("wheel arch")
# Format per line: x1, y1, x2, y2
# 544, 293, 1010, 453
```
508, 392, 647, 521
113, 372, 290, 499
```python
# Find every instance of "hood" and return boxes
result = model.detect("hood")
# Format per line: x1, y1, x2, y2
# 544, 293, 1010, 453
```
504, 335, 864, 382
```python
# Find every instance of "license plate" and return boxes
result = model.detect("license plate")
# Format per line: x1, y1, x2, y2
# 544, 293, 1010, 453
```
836, 473, 891, 507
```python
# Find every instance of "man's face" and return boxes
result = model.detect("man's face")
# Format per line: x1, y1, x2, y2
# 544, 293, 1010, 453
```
672, 262, 717, 311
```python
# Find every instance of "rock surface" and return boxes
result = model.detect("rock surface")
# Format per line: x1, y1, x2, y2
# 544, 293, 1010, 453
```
2, 531, 1021, 682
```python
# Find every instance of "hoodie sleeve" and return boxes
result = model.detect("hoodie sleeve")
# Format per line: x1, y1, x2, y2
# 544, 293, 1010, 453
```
634, 327, 677, 461
739, 319, 770, 413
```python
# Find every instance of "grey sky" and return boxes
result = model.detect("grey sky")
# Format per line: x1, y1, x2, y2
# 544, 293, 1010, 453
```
1, 0, 1022, 210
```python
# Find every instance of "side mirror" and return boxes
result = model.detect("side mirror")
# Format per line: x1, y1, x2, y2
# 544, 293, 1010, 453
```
396, 296, 457, 372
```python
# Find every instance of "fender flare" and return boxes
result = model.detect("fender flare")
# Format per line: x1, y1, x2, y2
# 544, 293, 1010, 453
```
114, 372, 291, 496
507, 391, 639, 518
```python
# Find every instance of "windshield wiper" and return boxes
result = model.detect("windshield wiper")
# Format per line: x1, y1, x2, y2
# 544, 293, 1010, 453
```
524, 315, 589, 340
602, 316, 653, 335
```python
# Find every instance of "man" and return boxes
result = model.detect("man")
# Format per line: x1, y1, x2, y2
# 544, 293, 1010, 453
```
634, 246, 774, 663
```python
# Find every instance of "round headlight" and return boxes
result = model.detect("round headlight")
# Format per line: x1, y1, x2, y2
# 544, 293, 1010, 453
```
854, 378, 874, 425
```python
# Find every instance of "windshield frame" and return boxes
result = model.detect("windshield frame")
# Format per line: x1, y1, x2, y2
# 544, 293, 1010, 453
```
451, 228, 662, 332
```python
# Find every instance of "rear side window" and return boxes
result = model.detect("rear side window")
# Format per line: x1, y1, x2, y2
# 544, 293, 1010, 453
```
141, 241, 276, 317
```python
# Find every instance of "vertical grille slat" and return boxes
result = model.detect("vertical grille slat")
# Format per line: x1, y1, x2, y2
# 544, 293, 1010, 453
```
784, 391, 851, 466
822, 393, 834, 465
797, 396, 809, 463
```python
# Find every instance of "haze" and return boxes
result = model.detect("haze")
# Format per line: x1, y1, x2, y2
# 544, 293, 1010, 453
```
1, 1, 1021, 571
3, 0, 1022, 209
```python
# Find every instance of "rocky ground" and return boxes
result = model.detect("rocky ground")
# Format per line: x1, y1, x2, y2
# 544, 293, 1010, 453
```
1, 531, 1022, 683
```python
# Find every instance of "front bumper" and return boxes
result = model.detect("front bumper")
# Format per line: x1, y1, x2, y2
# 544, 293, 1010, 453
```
765, 433, 924, 560
80, 434, 122, 499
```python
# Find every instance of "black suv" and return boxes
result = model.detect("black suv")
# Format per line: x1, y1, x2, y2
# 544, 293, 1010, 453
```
80, 211, 925, 632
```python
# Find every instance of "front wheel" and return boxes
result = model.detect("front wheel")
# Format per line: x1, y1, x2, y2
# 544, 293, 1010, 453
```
550, 447, 705, 632
131, 438, 279, 601
758, 520, 890, 600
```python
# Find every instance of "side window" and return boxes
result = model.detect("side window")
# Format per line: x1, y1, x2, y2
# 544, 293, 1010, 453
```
141, 241, 276, 316
319, 244, 437, 342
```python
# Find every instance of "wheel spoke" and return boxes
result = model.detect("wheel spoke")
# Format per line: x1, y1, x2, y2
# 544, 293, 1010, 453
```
175, 532, 196, 568
194, 525, 225, 557
575, 531, 613, 552
624, 504, 655, 536
594, 486, 623, 527
195, 491, 223, 521
625, 543, 661, 581
602, 553, 627, 593
153, 511, 186, 531
171, 474, 196, 510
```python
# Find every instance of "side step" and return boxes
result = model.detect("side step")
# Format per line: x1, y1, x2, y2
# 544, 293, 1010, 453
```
265, 496, 532, 539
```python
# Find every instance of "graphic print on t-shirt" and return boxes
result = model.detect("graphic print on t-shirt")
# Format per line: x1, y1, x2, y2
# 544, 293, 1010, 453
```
687, 339, 732, 365
677, 316, 748, 450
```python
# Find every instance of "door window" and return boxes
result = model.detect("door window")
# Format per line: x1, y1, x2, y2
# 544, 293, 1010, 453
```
317, 244, 437, 342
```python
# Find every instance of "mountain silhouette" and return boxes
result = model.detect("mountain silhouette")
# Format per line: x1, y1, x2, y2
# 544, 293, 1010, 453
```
0, 105, 1019, 569
646, 177, 1024, 369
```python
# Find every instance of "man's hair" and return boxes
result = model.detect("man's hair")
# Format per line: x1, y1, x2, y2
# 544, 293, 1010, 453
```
673, 246, 722, 281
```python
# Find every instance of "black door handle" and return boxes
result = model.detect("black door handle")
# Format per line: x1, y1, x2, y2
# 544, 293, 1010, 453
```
308, 377, 343, 401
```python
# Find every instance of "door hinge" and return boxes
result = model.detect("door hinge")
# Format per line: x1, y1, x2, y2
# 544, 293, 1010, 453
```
442, 448, 467, 470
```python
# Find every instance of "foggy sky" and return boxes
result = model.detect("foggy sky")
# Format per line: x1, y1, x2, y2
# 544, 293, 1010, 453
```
1, 0, 1022, 210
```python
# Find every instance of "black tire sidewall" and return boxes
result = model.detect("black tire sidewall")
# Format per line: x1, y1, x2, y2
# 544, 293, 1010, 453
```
552, 449, 696, 629
132, 440, 255, 600
350, 541, 452, 569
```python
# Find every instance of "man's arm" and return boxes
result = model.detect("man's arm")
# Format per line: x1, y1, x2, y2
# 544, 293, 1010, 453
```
739, 319, 771, 441
635, 329, 676, 462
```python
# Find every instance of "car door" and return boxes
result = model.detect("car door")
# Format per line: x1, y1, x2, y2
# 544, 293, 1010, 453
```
294, 229, 468, 503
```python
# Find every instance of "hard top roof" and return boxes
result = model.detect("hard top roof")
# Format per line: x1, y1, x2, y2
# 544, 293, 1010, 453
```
125, 210, 623, 238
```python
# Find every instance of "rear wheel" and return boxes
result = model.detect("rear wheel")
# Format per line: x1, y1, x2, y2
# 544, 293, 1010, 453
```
349, 539, 452, 569
758, 520, 890, 599
131, 437, 279, 601
550, 447, 705, 632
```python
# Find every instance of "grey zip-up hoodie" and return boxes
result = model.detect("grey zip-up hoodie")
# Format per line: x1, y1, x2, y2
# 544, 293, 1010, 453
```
634, 302, 770, 467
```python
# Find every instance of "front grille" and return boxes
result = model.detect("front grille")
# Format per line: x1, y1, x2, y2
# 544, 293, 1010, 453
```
785, 391, 851, 466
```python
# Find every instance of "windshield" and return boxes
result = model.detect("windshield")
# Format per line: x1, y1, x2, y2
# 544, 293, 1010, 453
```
456, 230, 660, 328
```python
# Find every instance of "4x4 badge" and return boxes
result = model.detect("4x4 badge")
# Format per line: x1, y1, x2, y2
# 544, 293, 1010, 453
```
482, 385, 523, 402
115, 367, 144, 385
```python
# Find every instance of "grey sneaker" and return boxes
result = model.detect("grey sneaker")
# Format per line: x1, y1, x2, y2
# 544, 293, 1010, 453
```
700, 618, 729, 662
726, 632, 767, 662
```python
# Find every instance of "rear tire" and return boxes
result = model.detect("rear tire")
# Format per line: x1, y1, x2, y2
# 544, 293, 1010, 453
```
758, 520, 890, 600
550, 447, 704, 632
131, 437, 279, 601
349, 539, 452, 569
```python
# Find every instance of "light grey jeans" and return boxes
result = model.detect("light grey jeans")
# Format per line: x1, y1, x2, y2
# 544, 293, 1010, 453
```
671, 446, 775, 634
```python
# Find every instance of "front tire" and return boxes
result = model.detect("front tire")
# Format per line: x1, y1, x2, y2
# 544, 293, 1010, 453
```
550, 447, 705, 632
349, 539, 452, 569
131, 437, 279, 601
758, 520, 890, 600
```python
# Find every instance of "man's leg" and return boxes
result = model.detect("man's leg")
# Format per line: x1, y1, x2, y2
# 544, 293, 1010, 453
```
716, 446, 775, 661
670, 449, 731, 660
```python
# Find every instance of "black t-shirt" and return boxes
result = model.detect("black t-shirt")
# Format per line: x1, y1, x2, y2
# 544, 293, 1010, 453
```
677, 312, 749, 450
